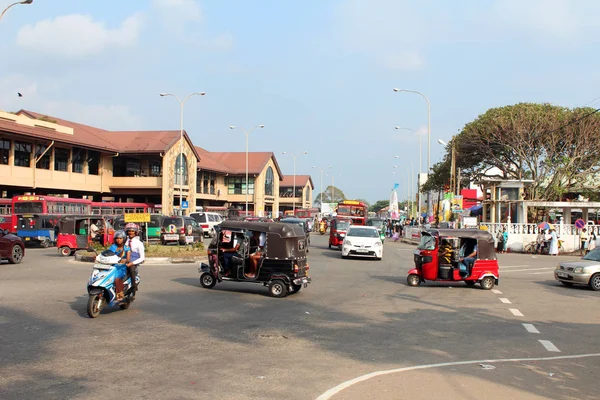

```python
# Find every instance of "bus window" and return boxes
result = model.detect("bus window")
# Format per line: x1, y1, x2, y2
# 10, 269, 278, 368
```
14, 202, 44, 214
101, 207, 113, 214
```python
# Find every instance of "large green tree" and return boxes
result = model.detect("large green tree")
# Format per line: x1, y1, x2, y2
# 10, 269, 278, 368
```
313, 185, 346, 206
449, 103, 600, 200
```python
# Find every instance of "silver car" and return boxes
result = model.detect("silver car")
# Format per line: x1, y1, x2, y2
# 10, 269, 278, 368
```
554, 248, 600, 290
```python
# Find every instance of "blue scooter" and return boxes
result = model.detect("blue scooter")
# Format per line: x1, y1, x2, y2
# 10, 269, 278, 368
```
86, 250, 140, 318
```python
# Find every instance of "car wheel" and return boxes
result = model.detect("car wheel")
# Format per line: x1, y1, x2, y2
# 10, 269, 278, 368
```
268, 279, 288, 298
9, 244, 24, 264
200, 273, 217, 289
59, 246, 72, 257
407, 274, 421, 287
589, 273, 600, 291
480, 276, 495, 290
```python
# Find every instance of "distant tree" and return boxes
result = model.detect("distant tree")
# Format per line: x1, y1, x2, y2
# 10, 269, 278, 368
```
370, 200, 389, 213
313, 185, 346, 206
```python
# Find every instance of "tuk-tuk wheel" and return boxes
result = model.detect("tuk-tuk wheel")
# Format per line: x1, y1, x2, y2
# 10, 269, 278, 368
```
268, 279, 288, 298
328, 243, 331, 249
407, 274, 421, 287
480, 276, 495, 290
200, 273, 217, 289
59, 246, 72, 257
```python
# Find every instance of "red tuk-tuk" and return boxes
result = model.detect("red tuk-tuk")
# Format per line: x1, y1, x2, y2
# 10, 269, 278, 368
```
407, 229, 499, 290
56, 215, 115, 256
328, 217, 352, 249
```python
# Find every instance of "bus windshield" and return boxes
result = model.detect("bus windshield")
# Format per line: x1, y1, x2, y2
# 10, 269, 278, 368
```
14, 202, 44, 214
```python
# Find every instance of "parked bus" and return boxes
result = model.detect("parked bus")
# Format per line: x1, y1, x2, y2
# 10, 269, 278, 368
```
295, 208, 319, 219
335, 200, 368, 226
91, 202, 154, 215
0, 198, 14, 232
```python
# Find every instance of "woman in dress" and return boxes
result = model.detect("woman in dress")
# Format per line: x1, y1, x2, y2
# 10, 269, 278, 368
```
548, 228, 559, 256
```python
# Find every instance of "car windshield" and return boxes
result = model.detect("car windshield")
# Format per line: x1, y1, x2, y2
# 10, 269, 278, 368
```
163, 217, 183, 227
418, 234, 436, 250
347, 227, 379, 238
336, 221, 351, 230
582, 247, 600, 261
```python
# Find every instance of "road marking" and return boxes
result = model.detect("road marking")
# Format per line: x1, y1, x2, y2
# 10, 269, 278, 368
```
502, 268, 555, 273
529, 271, 554, 275
499, 298, 512, 304
316, 353, 600, 400
539, 340, 560, 352
522, 323, 540, 334
491, 289, 502, 294
501, 265, 531, 268
509, 308, 524, 317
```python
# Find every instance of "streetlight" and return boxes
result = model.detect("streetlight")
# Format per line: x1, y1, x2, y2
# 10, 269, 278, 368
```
1, 0, 32, 22
438, 138, 457, 195
282, 151, 307, 212
395, 126, 422, 176
230, 125, 265, 216
312, 165, 332, 211
160, 91, 206, 216
394, 87, 431, 219
326, 172, 342, 204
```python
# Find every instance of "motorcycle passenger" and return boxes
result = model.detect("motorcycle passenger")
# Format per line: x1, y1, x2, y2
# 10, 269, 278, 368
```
109, 230, 131, 301
124, 223, 145, 292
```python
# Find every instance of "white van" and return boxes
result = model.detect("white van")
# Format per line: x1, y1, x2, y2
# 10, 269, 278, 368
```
189, 212, 223, 237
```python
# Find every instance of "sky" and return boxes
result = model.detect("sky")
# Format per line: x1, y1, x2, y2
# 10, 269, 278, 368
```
1, 0, 599, 204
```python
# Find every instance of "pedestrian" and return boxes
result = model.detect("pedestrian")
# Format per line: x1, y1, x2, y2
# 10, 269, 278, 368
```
548, 228, 559, 256
496, 230, 504, 253
535, 229, 546, 254
502, 228, 508, 253
588, 231, 597, 254
579, 228, 589, 256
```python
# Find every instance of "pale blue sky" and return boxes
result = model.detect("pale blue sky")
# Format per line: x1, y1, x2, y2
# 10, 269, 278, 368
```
1, 0, 599, 203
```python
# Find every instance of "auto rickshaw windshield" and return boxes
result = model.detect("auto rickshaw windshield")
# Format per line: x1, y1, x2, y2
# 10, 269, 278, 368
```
417, 233, 436, 250
336, 220, 351, 230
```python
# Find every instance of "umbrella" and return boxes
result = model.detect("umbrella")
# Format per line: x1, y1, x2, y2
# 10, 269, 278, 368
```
538, 222, 554, 230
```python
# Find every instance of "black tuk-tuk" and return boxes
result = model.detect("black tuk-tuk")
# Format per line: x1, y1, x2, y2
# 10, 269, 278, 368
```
199, 221, 311, 297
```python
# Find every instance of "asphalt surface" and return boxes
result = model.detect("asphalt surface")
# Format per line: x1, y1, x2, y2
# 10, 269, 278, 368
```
1, 236, 599, 400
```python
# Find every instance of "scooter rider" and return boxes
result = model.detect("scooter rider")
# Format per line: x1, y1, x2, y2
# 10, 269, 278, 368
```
124, 223, 145, 292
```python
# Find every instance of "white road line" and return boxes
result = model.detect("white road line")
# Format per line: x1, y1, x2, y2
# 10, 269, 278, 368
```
499, 298, 512, 304
502, 268, 555, 273
539, 340, 561, 352
509, 308, 524, 317
316, 353, 600, 400
501, 265, 531, 268
523, 323, 540, 334
491, 289, 502, 294
529, 271, 554, 275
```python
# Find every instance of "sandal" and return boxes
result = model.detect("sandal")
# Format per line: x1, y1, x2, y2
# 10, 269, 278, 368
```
116, 292, 124, 301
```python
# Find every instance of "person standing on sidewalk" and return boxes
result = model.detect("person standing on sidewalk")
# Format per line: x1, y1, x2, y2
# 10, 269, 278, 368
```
580, 228, 589, 256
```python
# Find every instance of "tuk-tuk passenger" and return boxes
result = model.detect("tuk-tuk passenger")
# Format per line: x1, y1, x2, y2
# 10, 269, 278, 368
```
248, 231, 266, 278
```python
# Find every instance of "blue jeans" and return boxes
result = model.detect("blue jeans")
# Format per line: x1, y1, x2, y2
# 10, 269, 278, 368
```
223, 252, 235, 272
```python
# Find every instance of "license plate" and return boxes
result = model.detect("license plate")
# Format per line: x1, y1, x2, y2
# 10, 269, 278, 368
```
163, 234, 179, 240
356, 249, 369, 253
557, 272, 568, 278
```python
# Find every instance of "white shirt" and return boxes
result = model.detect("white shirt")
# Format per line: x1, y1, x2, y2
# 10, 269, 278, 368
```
259, 232, 266, 247
127, 236, 145, 265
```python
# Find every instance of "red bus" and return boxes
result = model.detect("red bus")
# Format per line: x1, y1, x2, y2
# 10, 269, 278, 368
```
335, 200, 368, 226
0, 198, 14, 232
91, 202, 154, 215
295, 208, 319, 219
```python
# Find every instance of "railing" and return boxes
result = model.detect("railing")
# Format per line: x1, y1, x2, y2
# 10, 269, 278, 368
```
480, 223, 597, 236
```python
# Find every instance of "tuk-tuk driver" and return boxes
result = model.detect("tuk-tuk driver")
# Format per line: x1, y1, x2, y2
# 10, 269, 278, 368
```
90, 220, 104, 243
459, 241, 477, 276
220, 233, 242, 275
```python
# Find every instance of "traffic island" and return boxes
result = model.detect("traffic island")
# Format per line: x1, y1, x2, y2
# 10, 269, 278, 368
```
73, 244, 207, 264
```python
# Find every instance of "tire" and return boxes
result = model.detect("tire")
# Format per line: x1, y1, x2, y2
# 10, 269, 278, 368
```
59, 246, 72, 257
199, 273, 217, 289
407, 274, 421, 287
87, 294, 103, 318
8, 245, 24, 264
560, 281, 574, 287
589, 273, 600, 291
41, 240, 50, 248
341, 255, 348, 259
268, 279, 288, 298
328, 243, 331, 249
480, 276, 495, 290
465, 280, 476, 287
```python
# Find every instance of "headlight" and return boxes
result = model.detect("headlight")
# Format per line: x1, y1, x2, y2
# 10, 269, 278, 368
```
344, 240, 352, 246
573, 267, 585, 274
374, 241, 382, 247
339, 233, 346, 238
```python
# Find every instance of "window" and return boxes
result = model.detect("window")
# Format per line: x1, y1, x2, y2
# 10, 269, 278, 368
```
295, 187, 303, 197
87, 151, 100, 175
265, 167, 274, 196
174, 154, 188, 185
72, 147, 85, 173
54, 148, 70, 172
14, 202, 44, 214
0, 139, 10, 165
305, 188, 310, 202
126, 160, 141, 177
35, 144, 51, 169
227, 177, 254, 195
203, 172, 216, 195
14, 141, 31, 167
150, 160, 162, 177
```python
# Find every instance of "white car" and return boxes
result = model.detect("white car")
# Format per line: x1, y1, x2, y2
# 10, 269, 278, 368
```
341, 226, 383, 260
189, 212, 223, 237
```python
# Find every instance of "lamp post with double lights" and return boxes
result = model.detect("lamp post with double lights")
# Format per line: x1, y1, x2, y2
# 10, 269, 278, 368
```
312, 165, 332, 211
281, 151, 307, 212
160, 91, 206, 216
393, 87, 431, 219
1, 0, 32, 22
230, 125, 265, 216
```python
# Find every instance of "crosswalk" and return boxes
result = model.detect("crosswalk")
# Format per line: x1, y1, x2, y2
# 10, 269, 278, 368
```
500, 264, 556, 276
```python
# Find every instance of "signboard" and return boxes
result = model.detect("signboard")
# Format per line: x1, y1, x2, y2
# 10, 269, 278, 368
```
124, 213, 151, 223
575, 219, 586, 229
181, 201, 189, 209
463, 217, 478, 228
451, 195, 463, 214
185, 236, 194, 244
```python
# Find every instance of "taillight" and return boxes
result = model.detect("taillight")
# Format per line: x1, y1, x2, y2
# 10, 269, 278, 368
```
161, 227, 165, 233
180, 228, 185, 234
293, 264, 299, 272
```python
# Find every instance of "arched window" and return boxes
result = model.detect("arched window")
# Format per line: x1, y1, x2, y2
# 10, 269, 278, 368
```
265, 166, 274, 196
175, 154, 188, 185
305, 188, 310, 202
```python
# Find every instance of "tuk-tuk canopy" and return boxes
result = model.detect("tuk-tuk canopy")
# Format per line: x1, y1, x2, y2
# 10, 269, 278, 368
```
218, 221, 304, 237
426, 229, 496, 260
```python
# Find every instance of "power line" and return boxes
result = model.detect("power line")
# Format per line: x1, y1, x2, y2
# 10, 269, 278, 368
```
545, 108, 600, 135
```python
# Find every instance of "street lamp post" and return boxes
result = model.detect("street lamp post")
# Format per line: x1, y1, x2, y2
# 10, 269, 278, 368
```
394, 88, 431, 220
0, 0, 32, 22
312, 165, 332, 211
230, 125, 265, 216
282, 151, 307, 212
160, 91, 206, 216
438, 138, 457, 194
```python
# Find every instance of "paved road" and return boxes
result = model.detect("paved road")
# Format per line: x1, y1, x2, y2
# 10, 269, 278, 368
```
0, 237, 598, 400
